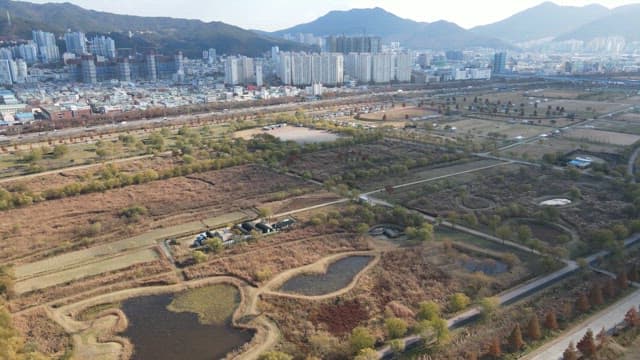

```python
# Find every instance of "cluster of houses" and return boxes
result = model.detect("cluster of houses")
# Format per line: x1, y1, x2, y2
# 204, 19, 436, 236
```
192, 218, 296, 248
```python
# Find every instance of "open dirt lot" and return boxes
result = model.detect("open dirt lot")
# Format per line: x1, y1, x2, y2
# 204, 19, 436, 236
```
564, 128, 640, 146
233, 127, 341, 144
358, 107, 434, 121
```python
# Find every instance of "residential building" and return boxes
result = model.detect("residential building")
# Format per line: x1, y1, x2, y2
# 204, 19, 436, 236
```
32, 30, 60, 63
493, 52, 507, 74
64, 31, 88, 55
90, 36, 116, 59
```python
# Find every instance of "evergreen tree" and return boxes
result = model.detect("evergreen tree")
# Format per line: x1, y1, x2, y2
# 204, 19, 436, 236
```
576, 293, 590, 313
527, 314, 542, 340
544, 311, 559, 331
487, 337, 502, 359
562, 341, 578, 360
625, 307, 640, 327
508, 323, 525, 351
603, 278, 616, 299
576, 329, 597, 357
617, 271, 629, 290
589, 284, 604, 306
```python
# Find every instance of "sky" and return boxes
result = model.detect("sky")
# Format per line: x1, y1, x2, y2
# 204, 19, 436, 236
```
25, 0, 640, 31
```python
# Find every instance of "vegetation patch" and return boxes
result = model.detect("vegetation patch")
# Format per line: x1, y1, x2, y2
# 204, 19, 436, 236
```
167, 284, 240, 325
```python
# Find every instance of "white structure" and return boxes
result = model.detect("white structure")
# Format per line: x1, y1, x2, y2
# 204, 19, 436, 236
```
372, 53, 393, 83
278, 52, 343, 87
64, 31, 87, 55
224, 56, 261, 86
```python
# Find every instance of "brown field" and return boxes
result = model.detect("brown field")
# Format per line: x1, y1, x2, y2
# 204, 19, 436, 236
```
499, 137, 624, 161
590, 117, 640, 135
564, 128, 640, 146
0, 165, 319, 264
13, 308, 71, 356
442, 118, 552, 140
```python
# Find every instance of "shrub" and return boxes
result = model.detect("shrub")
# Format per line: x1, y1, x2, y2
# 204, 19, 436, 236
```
385, 317, 408, 339
350, 326, 375, 353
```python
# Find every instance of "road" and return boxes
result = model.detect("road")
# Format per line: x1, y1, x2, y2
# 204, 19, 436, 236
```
524, 288, 640, 360
0, 152, 164, 184
628, 147, 640, 183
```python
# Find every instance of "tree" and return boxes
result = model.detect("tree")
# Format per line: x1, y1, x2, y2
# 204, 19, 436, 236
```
480, 297, 500, 320
527, 314, 542, 340
350, 326, 375, 353
603, 278, 616, 299
487, 337, 502, 359
544, 311, 559, 331
191, 250, 207, 263
204, 237, 223, 253
52, 144, 69, 158
508, 323, 525, 351
589, 284, 604, 306
390, 339, 405, 353
385, 317, 408, 339
466, 350, 478, 360
417, 300, 440, 321
354, 348, 378, 360
449, 293, 471, 312
258, 351, 293, 360
517, 225, 533, 243
563, 342, 578, 360
617, 271, 629, 290
625, 307, 640, 327
576, 293, 590, 313
576, 329, 597, 357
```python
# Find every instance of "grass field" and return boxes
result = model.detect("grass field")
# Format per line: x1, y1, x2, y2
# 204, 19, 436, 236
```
564, 128, 640, 146
167, 284, 240, 325
499, 137, 625, 160
14, 248, 159, 294
590, 118, 640, 135
233, 126, 341, 144
358, 107, 431, 121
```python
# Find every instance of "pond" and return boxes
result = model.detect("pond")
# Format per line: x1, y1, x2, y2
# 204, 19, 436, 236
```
279, 256, 373, 296
121, 291, 253, 360
461, 258, 509, 275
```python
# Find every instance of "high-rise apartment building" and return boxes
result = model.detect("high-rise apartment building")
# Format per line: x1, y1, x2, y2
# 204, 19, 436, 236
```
493, 52, 507, 74
90, 36, 116, 58
32, 30, 60, 63
64, 31, 88, 55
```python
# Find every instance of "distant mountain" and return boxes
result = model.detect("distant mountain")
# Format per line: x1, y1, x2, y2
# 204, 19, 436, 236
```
272, 7, 512, 50
0, 0, 306, 57
471, 2, 610, 44
555, 4, 640, 42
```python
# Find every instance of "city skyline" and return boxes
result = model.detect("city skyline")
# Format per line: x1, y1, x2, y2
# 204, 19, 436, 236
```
25, 0, 640, 31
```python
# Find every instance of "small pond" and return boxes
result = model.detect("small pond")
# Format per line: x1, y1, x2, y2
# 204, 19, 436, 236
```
279, 256, 373, 296
121, 292, 253, 360
461, 258, 509, 275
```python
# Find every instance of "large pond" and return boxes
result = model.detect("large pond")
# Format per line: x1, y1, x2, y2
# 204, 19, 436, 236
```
279, 256, 373, 296
121, 292, 253, 360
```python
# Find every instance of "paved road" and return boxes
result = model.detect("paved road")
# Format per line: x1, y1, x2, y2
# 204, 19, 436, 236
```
628, 147, 640, 183
524, 288, 640, 360
0, 152, 164, 183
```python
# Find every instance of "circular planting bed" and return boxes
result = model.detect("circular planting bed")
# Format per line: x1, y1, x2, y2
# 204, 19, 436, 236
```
507, 218, 576, 245
459, 195, 495, 210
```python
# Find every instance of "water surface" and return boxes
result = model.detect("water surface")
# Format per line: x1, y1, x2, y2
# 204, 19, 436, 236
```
279, 256, 373, 296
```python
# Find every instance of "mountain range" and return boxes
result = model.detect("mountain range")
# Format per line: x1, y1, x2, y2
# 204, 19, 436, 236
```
0, 0, 307, 57
1, 0, 639, 56
272, 7, 512, 50
272, 2, 640, 50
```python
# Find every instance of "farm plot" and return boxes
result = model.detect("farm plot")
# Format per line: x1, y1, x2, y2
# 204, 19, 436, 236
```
0, 165, 319, 264
498, 137, 625, 161
442, 118, 552, 139
15, 248, 159, 294
589, 118, 640, 135
284, 139, 466, 190
564, 128, 640, 146
382, 165, 632, 257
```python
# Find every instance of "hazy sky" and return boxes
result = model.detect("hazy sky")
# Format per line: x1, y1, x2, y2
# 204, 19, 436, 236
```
26, 0, 640, 31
